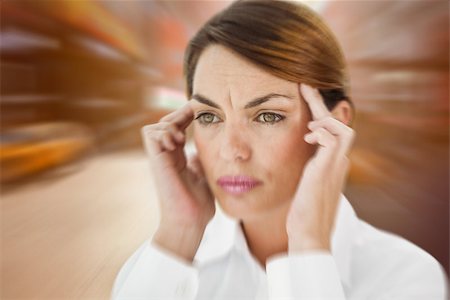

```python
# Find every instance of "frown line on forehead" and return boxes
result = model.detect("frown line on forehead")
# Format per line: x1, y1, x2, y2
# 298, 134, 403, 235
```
190, 93, 294, 110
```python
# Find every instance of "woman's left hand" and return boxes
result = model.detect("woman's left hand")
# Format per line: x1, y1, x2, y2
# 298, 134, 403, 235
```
286, 83, 355, 252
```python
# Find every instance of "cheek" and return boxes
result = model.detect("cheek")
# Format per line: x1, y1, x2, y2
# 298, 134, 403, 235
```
260, 123, 314, 194
193, 128, 206, 160
193, 128, 217, 175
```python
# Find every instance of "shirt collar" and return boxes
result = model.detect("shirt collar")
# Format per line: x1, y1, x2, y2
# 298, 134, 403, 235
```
194, 194, 358, 287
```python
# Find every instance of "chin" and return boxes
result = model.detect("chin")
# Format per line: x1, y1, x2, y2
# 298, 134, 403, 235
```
215, 189, 288, 221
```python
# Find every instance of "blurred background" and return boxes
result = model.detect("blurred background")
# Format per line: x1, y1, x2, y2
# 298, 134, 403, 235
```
1, 0, 448, 299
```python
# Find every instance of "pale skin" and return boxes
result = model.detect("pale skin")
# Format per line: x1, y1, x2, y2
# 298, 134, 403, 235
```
142, 45, 354, 267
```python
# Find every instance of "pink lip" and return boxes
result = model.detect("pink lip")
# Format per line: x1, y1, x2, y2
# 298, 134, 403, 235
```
217, 175, 262, 195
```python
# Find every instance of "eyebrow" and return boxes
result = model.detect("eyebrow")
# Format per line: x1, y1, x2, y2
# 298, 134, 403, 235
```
191, 93, 294, 109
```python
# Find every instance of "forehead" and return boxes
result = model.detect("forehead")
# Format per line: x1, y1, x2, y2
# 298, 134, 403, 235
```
192, 45, 297, 101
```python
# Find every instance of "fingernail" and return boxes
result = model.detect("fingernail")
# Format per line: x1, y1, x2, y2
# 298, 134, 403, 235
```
304, 133, 312, 143
301, 83, 311, 90
300, 83, 316, 97
300, 83, 306, 91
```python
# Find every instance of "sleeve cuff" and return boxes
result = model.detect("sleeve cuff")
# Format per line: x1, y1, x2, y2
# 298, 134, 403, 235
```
266, 251, 346, 299
113, 241, 198, 300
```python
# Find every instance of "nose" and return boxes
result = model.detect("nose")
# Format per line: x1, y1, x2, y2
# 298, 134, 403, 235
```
219, 123, 251, 162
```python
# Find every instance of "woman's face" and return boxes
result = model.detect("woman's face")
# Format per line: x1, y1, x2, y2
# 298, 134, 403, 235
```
191, 44, 315, 221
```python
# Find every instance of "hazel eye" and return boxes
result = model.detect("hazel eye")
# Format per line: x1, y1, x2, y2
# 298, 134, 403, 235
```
256, 112, 284, 124
195, 113, 221, 125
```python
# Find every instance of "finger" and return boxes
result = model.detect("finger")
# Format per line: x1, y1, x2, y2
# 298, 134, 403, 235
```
141, 126, 163, 155
157, 122, 185, 144
308, 117, 355, 155
300, 83, 331, 121
304, 127, 337, 148
160, 131, 176, 151
159, 102, 194, 131
308, 116, 350, 135
159, 102, 191, 122
304, 128, 338, 166
141, 124, 177, 153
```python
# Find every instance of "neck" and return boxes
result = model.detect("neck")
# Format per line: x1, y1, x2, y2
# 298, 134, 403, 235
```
240, 202, 291, 269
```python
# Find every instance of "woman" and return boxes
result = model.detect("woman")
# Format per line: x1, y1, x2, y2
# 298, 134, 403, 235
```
112, 1, 447, 299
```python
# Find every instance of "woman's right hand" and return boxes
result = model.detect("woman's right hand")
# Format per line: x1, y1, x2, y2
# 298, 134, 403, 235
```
141, 103, 215, 261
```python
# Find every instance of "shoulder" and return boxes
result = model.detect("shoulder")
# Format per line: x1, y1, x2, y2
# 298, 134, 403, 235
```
351, 220, 447, 297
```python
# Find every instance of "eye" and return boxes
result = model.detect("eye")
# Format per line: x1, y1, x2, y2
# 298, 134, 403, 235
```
256, 112, 285, 124
195, 112, 221, 125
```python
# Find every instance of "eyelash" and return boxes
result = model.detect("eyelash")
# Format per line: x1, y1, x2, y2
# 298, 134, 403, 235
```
194, 113, 221, 126
194, 112, 285, 126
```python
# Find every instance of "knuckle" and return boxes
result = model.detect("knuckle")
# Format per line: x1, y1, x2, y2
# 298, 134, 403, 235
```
140, 126, 151, 140
141, 124, 157, 135
314, 128, 324, 139
316, 127, 327, 134
158, 121, 170, 128
326, 136, 338, 147
160, 131, 170, 140
159, 114, 171, 122
159, 122, 179, 135
167, 122, 179, 133
343, 127, 354, 139
161, 131, 174, 143
328, 137, 338, 147
325, 116, 335, 123
317, 128, 330, 139
141, 125, 150, 134
146, 134, 159, 145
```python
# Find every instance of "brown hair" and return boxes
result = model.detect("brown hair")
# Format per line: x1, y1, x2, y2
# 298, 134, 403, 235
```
183, 0, 352, 111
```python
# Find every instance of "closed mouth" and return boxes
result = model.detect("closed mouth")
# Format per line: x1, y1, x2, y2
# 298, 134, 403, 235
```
217, 175, 262, 195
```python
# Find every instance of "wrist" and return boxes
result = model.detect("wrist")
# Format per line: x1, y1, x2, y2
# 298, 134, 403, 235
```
152, 223, 207, 263
288, 234, 330, 253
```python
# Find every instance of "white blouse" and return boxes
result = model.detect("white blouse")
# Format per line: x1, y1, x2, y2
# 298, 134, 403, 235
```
112, 195, 448, 299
